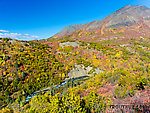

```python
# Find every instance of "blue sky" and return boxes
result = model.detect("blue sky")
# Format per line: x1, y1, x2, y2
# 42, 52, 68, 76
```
0, 0, 149, 40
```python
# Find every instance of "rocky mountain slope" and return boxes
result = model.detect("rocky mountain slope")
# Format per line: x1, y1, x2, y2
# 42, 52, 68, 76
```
52, 5, 150, 37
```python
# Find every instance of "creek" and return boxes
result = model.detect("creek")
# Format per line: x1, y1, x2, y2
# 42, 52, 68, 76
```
25, 75, 89, 101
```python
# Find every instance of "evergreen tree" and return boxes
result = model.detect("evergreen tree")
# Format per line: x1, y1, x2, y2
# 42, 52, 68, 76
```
7, 95, 10, 105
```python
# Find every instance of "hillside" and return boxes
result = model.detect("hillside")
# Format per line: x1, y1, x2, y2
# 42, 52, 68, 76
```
0, 38, 70, 108
46, 5, 150, 40
1, 5, 150, 113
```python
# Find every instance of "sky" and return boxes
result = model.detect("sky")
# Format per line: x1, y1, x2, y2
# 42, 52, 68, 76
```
0, 0, 149, 41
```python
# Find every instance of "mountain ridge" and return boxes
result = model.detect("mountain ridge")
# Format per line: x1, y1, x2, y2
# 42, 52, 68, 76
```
51, 5, 150, 38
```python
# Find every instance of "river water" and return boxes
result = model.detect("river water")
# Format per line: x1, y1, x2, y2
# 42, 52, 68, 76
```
25, 75, 89, 101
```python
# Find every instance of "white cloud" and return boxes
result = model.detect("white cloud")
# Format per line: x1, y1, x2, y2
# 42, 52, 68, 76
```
24, 34, 29, 36
0, 32, 39, 40
0, 30, 9, 32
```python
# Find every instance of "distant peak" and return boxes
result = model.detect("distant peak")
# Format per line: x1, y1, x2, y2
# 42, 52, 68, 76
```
52, 4, 150, 37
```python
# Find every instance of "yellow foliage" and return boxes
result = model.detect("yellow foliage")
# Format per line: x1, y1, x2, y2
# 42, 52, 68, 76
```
119, 51, 123, 54
69, 61, 74, 66
115, 51, 122, 57
61, 73, 65, 79
1, 108, 13, 113
83, 47, 86, 49
101, 25, 105, 35
78, 47, 82, 50
93, 54, 97, 59
65, 66, 69, 71
92, 59, 100, 67
3, 61, 5, 65
109, 28, 112, 32
3, 71, 6, 76
76, 51, 79, 54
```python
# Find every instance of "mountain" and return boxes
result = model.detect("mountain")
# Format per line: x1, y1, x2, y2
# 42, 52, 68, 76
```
1, 5, 150, 112
53, 24, 83, 37
53, 5, 150, 37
